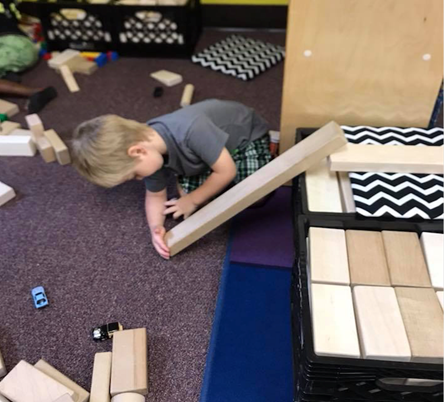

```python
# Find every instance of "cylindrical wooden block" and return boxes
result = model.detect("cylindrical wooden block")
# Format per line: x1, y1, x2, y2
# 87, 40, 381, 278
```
180, 84, 194, 107
111, 393, 145, 402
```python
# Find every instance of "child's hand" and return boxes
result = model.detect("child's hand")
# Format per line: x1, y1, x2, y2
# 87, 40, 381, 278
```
164, 195, 198, 219
151, 226, 170, 259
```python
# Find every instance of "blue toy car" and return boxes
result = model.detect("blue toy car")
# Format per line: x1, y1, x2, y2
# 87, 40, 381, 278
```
31, 286, 48, 309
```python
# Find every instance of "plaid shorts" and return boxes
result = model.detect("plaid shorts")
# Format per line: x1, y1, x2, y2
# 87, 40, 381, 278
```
179, 135, 272, 194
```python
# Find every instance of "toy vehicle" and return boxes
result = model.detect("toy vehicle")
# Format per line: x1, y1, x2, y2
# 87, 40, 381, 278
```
31, 286, 48, 309
92, 322, 123, 342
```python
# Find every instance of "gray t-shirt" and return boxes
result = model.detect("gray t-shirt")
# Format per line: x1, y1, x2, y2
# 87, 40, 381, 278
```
144, 99, 269, 192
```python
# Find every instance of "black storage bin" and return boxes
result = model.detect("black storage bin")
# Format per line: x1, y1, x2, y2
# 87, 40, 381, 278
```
291, 215, 443, 402
19, 0, 201, 57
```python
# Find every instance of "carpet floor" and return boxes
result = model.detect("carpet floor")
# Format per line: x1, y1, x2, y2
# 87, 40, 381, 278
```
0, 28, 286, 402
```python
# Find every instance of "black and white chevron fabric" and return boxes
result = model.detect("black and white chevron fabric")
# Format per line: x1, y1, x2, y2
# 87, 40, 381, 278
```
342, 126, 444, 220
191, 35, 285, 81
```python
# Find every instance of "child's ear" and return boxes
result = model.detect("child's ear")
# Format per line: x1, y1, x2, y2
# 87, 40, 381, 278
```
128, 143, 147, 158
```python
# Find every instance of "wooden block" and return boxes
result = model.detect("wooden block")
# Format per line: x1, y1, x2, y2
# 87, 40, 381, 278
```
309, 227, 350, 285
110, 329, 148, 396
0, 347, 6, 377
44, 129, 71, 165
353, 286, 411, 361
54, 395, 74, 402
180, 84, 194, 107
111, 393, 144, 402
382, 231, 431, 287
71, 59, 98, 75
0, 360, 75, 402
436, 291, 443, 310
420, 232, 444, 290
48, 49, 82, 70
9, 129, 32, 137
305, 157, 342, 212
165, 121, 347, 256
395, 287, 443, 363
329, 144, 444, 174
150, 70, 182, 87
0, 135, 37, 156
34, 360, 89, 402
311, 283, 360, 358
0, 181, 15, 208
36, 137, 56, 163
60, 66, 80, 93
0, 100, 19, 118
346, 230, 390, 286
25, 114, 44, 141
337, 171, 356, 212
0, 121, 21, 136
90, 352, 112, 402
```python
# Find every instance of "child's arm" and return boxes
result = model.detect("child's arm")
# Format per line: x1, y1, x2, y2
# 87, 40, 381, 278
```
145, 189, 170, 259
164, 148, 236, 219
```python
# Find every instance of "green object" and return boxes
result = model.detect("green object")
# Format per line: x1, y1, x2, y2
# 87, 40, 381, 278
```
0, 34, 38, 78
0, 114, 8, 122
40, 41, 47, 50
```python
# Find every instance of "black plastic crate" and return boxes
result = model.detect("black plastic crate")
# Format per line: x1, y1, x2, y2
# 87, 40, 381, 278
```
290, 215, 443, 401
19, 0, 201, 57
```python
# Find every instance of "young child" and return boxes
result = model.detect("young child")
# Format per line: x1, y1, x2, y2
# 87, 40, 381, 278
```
70, 99, 272, 259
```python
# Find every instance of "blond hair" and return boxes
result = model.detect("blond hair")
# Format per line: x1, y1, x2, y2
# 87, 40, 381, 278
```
70, 115, 150, 188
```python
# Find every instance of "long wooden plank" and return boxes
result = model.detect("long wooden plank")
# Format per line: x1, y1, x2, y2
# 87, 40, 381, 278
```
337, 172, 356, 212
0, 360, 74, 402
305, 158, 342, 212
395, 287, 443, 364
44, 129, 71, 165
0, 121, 21, 136
382, 231, 431, 287
309, 227, 350, 285
34, 360, 89, 402
353, 286, 411, 361
0, 100, 19, 118
346, 230, 390, 286
165, 122, 347, 256
420, 232, 444, 290
110, 329, 148, 397
329, 144, 444, 174
279, 0, 443, 155
311, 283, 360, 358
0, 135, 36, 157
90, 352, 112, 402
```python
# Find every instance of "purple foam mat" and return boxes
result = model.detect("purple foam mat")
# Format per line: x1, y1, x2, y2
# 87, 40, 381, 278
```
230, 187, 294, 268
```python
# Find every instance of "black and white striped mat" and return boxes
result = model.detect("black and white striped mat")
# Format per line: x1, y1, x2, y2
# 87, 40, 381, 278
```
342, 126, 444, 220
191, 35, 285, 81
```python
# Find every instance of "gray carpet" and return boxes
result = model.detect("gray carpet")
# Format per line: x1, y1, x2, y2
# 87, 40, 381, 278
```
0, 29, 286, 402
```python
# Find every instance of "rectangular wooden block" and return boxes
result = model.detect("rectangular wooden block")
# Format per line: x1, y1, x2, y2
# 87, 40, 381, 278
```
436, 291, 443, 310
0, 181, 15, 208
337, 171, 356, 212
54, 395, 74, 402
329, 144, 444, 174
36, 137, 56, 163
0, 100, 19, 118
165, 121, 347, 256
420, 232, 444, 290
305, 157, 342, 212
34, 360, 89, 402
311, 283, 360, 358
111, 329, 148, 396
71, 59, 98, 75
48, 49, 81, 70
309, 227, 350, 285
0, 360, 75, 402
395, 287, 443, 364
90, 352, 112, 402
9, 129, 32, 137
44, 129, 71, 165
0, 121, 21, 136
346, 230, 390, 286
60, 66, 80, 93
353, 286, 411, 361
0, 135, 36, 156
150, 70, 182, 87
25, 114, 44, 140
383, 231, 431, 287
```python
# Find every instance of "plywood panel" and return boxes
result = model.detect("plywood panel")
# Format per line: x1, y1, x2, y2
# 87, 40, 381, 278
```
395, 287, 443, 363
346, 230, 390, 286
305, 158, 342, 212
329, 144, 444, 174
311, 283, 360, 358
280, 0, 443, 154
309, 227, 349, 285
382, 231, 431, 288
420, 232, 444, 290
353, 286, 410, 361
